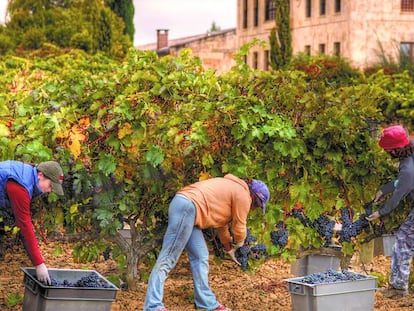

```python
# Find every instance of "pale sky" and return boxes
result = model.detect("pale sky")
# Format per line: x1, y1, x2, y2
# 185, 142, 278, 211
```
0, 0, 237, 46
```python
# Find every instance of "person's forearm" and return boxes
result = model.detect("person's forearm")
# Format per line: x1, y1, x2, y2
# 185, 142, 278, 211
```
379, 181, 395, 196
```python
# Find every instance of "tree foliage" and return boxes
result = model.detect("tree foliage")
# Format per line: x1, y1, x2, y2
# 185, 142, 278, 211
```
209, 21, 221, 32
3, 0, 131, 58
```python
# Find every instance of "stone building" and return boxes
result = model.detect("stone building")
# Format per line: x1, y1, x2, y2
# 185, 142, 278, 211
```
137, 28, 237, 74
239, 0, 414, 70
138, 0, 414, 72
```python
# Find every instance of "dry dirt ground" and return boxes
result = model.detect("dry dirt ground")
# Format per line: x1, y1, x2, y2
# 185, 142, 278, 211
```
0, 238, 413, 311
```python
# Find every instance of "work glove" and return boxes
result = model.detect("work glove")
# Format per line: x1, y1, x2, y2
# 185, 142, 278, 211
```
35, 263, 51, 285
234, 240, 245, 249
227, 248, 241, 266
226, 240, 244, 265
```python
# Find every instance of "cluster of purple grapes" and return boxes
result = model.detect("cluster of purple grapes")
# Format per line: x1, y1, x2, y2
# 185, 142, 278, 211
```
313, 214, 335, 246
291, 209, 335, 245
235, 229, 268, 271
235, 245, 250, 270
250, 243, 267, 259
203, 228, 225, 258
103, 246, 111, 260
338, 206, 371, 243
291, 209, 311, 226
0, 209, 15, 229
298, 269, 367, 285
49, 273, 112, 288
270, 230, 289, 248
270, 221, 288, 248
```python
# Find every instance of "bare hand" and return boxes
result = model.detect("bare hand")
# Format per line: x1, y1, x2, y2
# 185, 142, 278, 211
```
366, 211, 380, 222
374, 190, 383, 203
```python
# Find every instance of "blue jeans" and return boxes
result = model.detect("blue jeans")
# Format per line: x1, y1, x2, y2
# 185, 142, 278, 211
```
143, 195, 220, 311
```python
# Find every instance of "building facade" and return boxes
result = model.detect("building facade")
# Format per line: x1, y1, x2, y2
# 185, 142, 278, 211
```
137, 29, 237, 74
138, 1, 414, 72
168, 29, 237, 73
237, 0, 278, 70
238, 0, 414, 70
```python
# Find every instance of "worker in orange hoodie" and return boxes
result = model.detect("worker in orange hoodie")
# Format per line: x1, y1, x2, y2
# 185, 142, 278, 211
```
143, 174, 270, 311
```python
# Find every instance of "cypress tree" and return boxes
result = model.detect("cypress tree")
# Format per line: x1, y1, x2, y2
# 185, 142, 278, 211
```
105, 0, 135, 43
269, 0, 292, 69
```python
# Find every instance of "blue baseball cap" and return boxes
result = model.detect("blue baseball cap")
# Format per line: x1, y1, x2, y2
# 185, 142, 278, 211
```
250, 180, 270, 213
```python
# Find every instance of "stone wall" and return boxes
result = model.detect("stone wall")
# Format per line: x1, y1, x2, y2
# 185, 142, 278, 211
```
170, 29, 237, 74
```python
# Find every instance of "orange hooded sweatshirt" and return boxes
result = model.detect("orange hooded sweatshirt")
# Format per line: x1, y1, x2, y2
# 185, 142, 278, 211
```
177, 174, 251, 246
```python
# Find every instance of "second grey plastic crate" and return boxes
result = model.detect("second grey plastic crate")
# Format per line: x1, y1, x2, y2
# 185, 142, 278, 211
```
285, 273, 377, 311
374, 234, 396, 257
291, 254, 341, 276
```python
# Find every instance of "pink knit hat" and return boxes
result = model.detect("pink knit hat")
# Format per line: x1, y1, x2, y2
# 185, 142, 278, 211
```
378, 125, 410, 150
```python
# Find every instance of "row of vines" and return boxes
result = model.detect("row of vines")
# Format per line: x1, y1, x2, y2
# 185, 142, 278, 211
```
0, 42, 413, 288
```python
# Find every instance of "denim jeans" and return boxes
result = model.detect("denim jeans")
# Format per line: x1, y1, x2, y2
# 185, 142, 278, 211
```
143, 194, 220, 311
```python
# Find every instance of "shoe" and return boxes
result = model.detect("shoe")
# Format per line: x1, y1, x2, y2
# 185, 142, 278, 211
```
156, 308, 169, 311
378, 286, 408, 298
214, 305, 231, 311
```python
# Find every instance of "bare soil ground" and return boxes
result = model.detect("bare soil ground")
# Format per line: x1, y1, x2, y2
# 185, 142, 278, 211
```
0, 238, 413, 311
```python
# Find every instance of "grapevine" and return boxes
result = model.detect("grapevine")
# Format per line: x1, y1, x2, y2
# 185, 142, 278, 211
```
291, 208, 335, 246
203, 228, 225, 258
0, 46, 401, 286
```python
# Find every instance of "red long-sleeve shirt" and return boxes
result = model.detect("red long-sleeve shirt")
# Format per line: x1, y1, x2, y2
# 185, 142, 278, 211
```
6, 180, 44, 266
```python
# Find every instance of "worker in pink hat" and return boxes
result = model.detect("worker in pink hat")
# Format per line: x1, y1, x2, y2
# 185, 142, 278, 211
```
366, 125, 414, 298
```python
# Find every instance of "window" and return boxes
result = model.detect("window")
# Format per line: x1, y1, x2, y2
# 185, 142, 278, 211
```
401, 42, 414, 62
265, 0, 276, 20
335, 0, 342, 13
333, 42, 341, 56
306, 0, 312, 17
243, 0, 248, 28
401, 0, 414, 11
253, 52, 259, 69
254, 0, 259, 26
319, 44, 325, 54
264, 50, 270, 70
305, 45, 311, 56
320, 0, 326, 16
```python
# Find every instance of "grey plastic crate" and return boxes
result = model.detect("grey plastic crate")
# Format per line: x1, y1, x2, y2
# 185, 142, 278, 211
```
374, 234, 396, 257
22, 267, 118, 311
291, 254, 340, 277
285, 273, 377, 311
